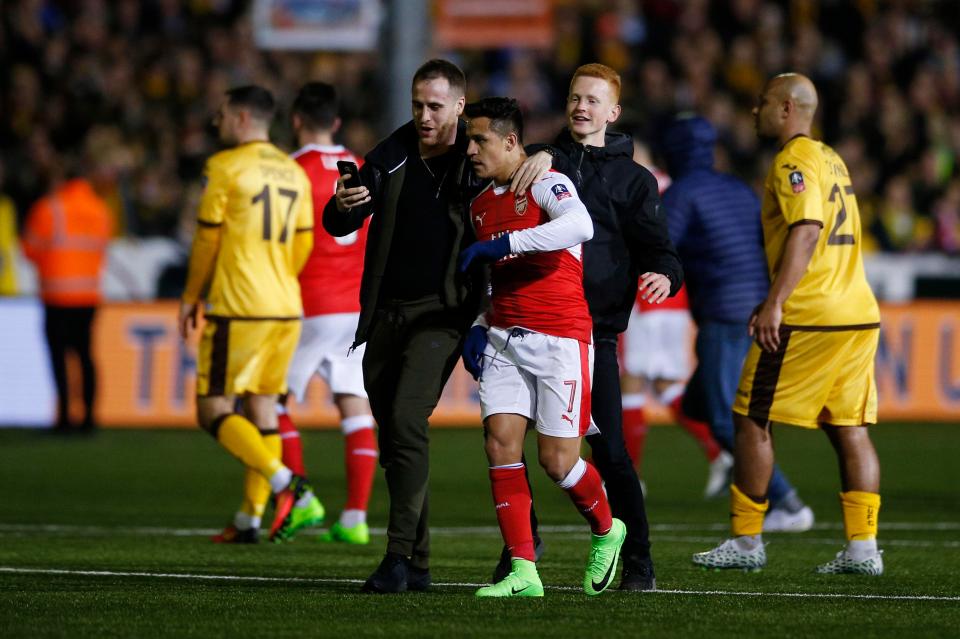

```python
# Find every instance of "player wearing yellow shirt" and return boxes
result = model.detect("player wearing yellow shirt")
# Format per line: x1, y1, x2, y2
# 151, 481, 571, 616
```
178, 86, 322, 544
693, 73, 883, 575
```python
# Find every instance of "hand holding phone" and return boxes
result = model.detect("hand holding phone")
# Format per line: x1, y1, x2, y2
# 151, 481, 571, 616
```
337, 160, 362, 190
334, 160, 370, 212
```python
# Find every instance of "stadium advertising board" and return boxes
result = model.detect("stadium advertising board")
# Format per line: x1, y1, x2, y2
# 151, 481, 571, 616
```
252, 0, 382, 51
433, 0, 553, 49
1, 299, 958, 427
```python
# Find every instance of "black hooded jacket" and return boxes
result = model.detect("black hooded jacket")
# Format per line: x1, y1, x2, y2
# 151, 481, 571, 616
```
545, 129, 684, 335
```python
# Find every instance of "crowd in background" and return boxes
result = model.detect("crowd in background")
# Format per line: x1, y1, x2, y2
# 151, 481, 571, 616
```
2, 0, 959, 253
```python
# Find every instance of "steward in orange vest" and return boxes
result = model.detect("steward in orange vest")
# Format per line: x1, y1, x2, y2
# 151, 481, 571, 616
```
23, 178, 113, 431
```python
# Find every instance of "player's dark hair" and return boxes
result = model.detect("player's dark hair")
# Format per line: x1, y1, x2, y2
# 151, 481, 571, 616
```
412, 59, 466, 96
464, 97, 523, 143
292, 82, 339, 131
225, 85, 276, 122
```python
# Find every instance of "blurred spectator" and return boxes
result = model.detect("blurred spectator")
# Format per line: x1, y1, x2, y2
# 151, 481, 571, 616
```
932, 179, 960, 253
872, 175, 933, 252
21, 152, 113, 432
0, 159, 18, 295
1, 0, 959, 254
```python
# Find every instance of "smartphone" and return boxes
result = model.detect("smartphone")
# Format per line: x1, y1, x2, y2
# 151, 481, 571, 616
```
336, 160, 362, 190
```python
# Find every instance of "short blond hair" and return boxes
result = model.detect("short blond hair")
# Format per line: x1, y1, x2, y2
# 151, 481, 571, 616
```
571, 63, 621, 102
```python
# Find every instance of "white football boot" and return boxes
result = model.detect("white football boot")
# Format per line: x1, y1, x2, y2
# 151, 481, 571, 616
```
692, 537, 767, 571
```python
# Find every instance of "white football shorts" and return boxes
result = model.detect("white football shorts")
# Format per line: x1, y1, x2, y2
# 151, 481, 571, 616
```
286, 312, 366, 401
479, 325, 599, 439
622, 306, 692, 380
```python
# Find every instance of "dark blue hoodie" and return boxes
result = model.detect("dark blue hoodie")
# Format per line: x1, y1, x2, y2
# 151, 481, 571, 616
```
661, 117, 769, 324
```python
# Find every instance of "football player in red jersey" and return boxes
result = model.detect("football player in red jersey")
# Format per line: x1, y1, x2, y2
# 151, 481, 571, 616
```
279, 83, 378, 544
459, 97, 625, 598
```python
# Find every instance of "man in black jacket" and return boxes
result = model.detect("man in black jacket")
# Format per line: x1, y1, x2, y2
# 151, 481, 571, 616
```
501, 63, 684, 590
325, 60, 549, 594
324, 59, 481, 594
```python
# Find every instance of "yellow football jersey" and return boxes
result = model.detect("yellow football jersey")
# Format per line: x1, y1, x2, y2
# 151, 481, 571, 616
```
198, 141, 313, 318
761, 136, 879, 327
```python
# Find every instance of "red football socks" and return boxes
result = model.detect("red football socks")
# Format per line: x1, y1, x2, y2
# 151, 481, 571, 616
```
277, 412, 306, 476
562, 460, 613, 535
344, 427, 378, 511
670, 396, 722, 461
490, 465, 535, 561
622, 405, 648, 470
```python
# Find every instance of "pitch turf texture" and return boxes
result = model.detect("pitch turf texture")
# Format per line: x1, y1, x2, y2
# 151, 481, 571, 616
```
1, 423, 957, 638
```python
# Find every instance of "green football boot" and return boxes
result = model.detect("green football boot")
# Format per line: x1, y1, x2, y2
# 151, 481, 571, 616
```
583, 518, 626, 596
270, 493, 325, 543
476, 558, 544, 598
319, 520, 370, 545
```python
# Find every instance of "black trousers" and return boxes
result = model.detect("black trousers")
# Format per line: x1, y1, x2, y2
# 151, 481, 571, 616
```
43, 305, 97, 429
585, 333, 652, 562
362, 296, 467, 569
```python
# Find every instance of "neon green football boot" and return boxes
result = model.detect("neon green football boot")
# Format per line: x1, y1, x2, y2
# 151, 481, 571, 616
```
583, 518, 626, 596
270, 494, 325, 543
475, 558, 544, 598
319, 521, 370, 545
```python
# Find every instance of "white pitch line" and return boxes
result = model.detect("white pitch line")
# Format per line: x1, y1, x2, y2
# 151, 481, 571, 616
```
1, 523, 959, 548
1, 567, 957, 602
0, 522, 957, 536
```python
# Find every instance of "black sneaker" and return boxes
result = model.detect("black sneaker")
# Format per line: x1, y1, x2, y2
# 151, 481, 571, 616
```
491, 535, 545, 584
619, 556, 656, 591
407, 565, 432, 592
362, 552, 410, 594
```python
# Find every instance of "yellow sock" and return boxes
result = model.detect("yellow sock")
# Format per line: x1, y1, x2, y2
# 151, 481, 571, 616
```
241, 468, 271, 518
730, 483, 769, 537
216, 414, 283, 480
840, 491, 880, 541
240, 432, 282, 517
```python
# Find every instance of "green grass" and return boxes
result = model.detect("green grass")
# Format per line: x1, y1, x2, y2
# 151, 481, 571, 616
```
0, 423, 958, 638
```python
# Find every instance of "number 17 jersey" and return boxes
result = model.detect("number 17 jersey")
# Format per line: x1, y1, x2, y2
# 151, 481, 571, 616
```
762, 136, 878, 328
197, 141, 314, 318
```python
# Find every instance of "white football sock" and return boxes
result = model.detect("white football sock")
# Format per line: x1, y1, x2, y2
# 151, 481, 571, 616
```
340, 509, 366, 528
735, 534, 762, 551
268, 467, 293, 493
846, 538, 878, 561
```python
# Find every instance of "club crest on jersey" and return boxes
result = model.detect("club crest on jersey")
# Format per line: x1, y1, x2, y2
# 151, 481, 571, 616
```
789, 170, 805, 193
551, 183, 572, 201
514, 193, 528, 215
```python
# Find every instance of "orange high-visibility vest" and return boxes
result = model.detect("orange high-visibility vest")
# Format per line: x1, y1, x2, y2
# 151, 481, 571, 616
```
22, 179, 113, 306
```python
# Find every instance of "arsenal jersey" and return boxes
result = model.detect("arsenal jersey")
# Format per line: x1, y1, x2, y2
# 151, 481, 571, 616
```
292, 144, 368, 317
470, 171, 593, 342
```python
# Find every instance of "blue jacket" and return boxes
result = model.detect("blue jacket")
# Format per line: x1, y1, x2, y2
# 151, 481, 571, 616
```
661, 117, 769, 325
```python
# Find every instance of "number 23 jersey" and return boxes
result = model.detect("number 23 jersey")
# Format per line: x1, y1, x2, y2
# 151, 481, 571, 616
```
762, 135, 879, 328
198, 141, 314, 319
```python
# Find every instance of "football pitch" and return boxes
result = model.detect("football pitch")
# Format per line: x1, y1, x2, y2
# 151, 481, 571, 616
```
0, 422, 957, 638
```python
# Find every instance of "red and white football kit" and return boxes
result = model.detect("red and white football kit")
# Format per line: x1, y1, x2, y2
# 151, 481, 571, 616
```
471, 171, 597, 439
286, 144, 369, 401
280, 144, 376, 530
623, 285, 691, 383
621, 162, 690, 385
